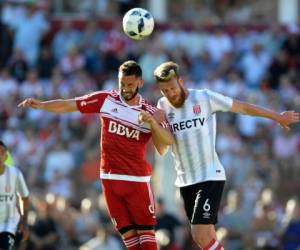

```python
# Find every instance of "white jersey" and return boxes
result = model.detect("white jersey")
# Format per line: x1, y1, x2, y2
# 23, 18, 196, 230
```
157, 89, 233, 187
0, 166, 29, 234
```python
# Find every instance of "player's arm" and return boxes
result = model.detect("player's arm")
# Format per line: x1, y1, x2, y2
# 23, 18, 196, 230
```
18, 196, 30, 241
18, 98, 78, 113
231, 99, 299, 130
139, 110, 174, 155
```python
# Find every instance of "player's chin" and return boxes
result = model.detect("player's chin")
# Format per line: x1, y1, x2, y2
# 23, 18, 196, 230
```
170, 99, 184, 108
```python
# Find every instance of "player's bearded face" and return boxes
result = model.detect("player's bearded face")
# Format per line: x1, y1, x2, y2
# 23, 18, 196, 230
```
121, 86, 139, 101
119, 74, 141, 101
159, 78, 186, 108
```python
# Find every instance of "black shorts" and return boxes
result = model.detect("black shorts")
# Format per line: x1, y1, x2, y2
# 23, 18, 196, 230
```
0, 232, 15, 250
179, 181, 225, 225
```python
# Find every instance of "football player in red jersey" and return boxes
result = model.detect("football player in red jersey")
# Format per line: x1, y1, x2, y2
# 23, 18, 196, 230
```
19, 61, 174, 250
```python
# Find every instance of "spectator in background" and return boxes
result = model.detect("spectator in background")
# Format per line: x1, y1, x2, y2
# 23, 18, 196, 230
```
8, 49, 29, 83
74, 198, 100, 245
281, 25, 300, 68
20, 69, 43, 99
205, 27, 233, 64
52, 21, 81, 62
60, 47, 86, 76
0, 20, 13, 69
26, 200, 59, 250
240, 43, 271, 88
138, 42, 168, 87
1, 0, 26, 29
282, 200, 300, 250
79, 223, 123, 250
79, 19, 105, 76
190, 50, 216, 83
12, 1, 49, 66
0, 68, 18, 100
220, 190, 250, 250
155, 198, 183, 249
37, 46, 56, 80
44, 142, 75, 184
267, 49, 290, 89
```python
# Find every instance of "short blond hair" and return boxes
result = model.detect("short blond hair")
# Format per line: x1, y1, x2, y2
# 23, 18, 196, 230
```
154, 61, 179, 82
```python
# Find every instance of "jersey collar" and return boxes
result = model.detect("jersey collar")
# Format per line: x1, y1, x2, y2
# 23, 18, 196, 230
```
119, 92, 143, 108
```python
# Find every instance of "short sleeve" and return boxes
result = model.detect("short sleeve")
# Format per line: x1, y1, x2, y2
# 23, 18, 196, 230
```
206, 89, 233, 113
16, 170, 29, 198
76, 91, 109, 113
156, 99, 170, 128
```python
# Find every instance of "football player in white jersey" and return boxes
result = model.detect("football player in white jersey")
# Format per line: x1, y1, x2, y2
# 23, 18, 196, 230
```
0, 141, 30, 250
153, 61, 300, 250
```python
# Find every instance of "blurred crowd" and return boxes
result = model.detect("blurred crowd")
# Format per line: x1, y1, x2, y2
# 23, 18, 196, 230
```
0, 1, 300, 250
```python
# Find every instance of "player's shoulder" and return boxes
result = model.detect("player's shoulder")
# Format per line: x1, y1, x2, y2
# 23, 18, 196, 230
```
191, 88, 222, 99
141, 97, 158, 114
77, 90, 115, 100
157, 96, 168, 106
189, 88, 210, 95
6, 165, 23, 177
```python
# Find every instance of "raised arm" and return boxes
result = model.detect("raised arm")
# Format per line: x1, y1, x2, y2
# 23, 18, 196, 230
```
18, 98, 78, 113
231, 99, 299, 130
139, 110, 174, 155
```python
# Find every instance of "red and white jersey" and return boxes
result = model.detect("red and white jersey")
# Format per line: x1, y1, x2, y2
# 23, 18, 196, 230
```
76, 90, 168, 182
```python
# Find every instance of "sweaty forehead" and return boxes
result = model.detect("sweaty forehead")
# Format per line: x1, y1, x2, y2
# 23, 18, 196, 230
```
119, 74, 138, 83
159, 78, 178, 88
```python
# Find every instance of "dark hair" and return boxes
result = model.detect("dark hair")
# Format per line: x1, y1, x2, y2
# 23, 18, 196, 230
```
119, 60, 142, 78
0, 140, 7, 149
154, 61, 179, 82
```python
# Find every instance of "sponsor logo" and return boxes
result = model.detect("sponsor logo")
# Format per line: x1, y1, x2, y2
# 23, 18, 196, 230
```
8, 235, 15, 247
108, 121, 140, 140
193, 104, 201, 114
167, 112, 175, 121
148, 205, 156, 218
5, 185, 11, 193
203, 212, 211, 219
111, 108, 118, 113
80, 101, 87, 106
0, 194, 14, 202
80, 99, 98, 107
170, 118, 205, 132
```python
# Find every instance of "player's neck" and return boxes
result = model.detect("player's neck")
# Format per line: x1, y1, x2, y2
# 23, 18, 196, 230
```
125, 95, 141, 106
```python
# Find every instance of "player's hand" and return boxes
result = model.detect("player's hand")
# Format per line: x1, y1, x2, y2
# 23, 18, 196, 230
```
277, 111, 299, 131
153, 109, 167, 123
138, 111, 155, 125
18, 98, 42, 109
17, 222, 29, 241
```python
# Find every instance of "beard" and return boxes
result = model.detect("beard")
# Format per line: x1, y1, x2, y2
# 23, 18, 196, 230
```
168, 86, 186, 108
121, 87, 139, 101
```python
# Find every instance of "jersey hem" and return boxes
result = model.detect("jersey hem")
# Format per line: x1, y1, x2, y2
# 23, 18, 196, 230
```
175, 177, 226, 187
100, 173, 151, 182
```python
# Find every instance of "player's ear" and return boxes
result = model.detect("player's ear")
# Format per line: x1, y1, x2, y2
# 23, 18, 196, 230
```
138, 78, 144, 88
178, 77, 184, 86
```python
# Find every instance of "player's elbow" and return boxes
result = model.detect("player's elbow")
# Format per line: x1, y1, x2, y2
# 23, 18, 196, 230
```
165, 137, 174, 146
157, 148, 168, 156
231, 100, 248, 114
155, 145, 169, 156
